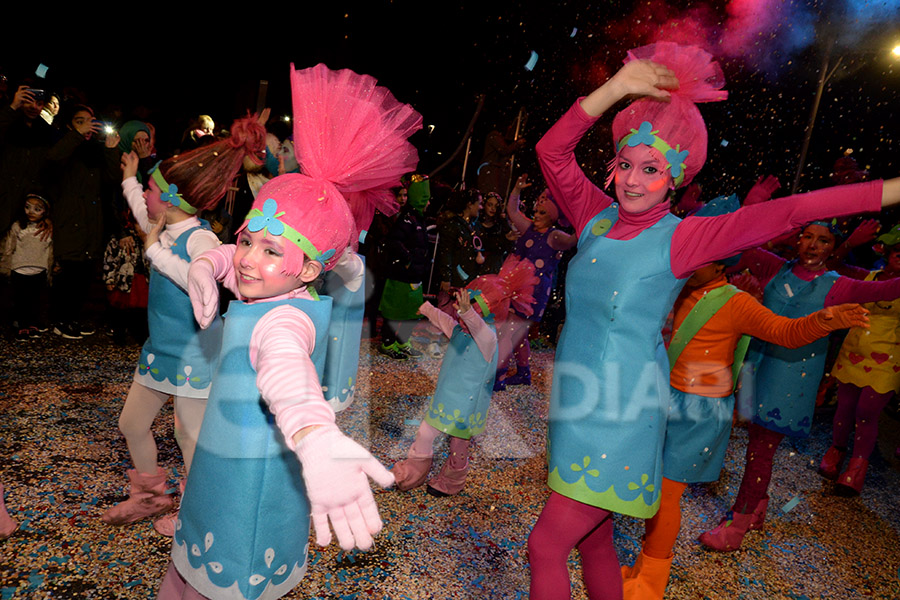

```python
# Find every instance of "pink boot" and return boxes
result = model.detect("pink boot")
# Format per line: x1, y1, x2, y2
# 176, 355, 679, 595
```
0, 482, 17, 540
101, 467, 174, 525
748, 496, 768, 531
426, 437, 471, 497
835, 457, 869, 496
391, 453, 433, 492
153, 479, 186, 537
698, 510, 756, 552
817, 446, 847, 481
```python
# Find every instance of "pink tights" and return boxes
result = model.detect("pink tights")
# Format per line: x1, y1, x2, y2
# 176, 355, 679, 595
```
832, 382, 893, 460
498, 315, 533, 371
733, 423, 784, 514
528, 492, 622, 600
157, 561, 208, 599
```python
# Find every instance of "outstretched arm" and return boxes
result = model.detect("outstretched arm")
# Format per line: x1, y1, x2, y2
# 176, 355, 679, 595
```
251, 305, 393, 552
826, 274, 900, 307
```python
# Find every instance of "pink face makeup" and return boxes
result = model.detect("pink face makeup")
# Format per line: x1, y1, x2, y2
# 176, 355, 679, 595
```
233, 228, 305, 299
613, 145, 672, 214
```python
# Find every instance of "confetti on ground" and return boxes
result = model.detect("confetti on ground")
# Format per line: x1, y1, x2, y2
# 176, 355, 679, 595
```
1, 319, 899, 598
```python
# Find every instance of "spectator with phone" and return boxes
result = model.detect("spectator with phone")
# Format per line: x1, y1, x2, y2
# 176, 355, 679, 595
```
45, 104, 121, 339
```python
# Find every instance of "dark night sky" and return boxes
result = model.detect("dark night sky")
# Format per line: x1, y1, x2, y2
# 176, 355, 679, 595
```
5, 1, 900, 202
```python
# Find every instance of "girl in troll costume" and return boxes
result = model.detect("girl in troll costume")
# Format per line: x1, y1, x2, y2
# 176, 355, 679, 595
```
529, 41, 900, 599
158, 63, 420, 600
102, 117, 266, 536
819, 226, 900, 495
697, 219, 900, 553
392, 255, 537, 496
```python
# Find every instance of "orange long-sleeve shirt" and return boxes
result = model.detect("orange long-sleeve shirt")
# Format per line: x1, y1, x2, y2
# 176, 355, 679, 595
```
670, 274, 832, 397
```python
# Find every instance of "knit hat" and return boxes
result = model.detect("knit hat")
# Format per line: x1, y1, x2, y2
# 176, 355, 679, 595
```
609, 42, 727, 189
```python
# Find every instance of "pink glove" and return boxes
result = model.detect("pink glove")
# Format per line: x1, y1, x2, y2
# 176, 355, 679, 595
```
845, 218, 880, 248
187, 258, 219, 329
293, 425, 395, 551
743, 175, 781, 206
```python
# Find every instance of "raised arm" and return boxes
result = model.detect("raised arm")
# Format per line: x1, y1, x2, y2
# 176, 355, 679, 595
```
418, 300, 457, 339
671, 181, 884, 279
507, 175, 534, 233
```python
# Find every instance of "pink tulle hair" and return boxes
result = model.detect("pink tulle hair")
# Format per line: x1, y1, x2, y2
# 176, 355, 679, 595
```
610, 42, 727, 188
289, 63, 422, 245
467, 255, 539, 323
239, 64, 422, 273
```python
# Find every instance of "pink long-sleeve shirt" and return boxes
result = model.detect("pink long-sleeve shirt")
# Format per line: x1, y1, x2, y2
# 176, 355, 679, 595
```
418, 301, 498, 362
197, 245, 336, 451
535, 101, 884, 280
736, 246, 900, 306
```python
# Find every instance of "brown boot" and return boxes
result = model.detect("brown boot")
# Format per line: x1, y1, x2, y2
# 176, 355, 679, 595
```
426, 437, 471, 497
101, 467, 174, 525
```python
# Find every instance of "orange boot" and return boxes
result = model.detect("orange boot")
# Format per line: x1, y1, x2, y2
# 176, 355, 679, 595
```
622, 552, 673, 600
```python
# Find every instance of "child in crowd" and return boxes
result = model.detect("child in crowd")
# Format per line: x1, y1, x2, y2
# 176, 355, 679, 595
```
393, 255, 537, 496
1, 193, 53, 340
158, 62, 418, 600
101, 117, 266, 536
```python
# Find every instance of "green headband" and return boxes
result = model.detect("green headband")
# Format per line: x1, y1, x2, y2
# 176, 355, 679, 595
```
246, 198, 337, 265
150, 165, 198, 215
468, 288, 493, 321
616, 121, 689, 188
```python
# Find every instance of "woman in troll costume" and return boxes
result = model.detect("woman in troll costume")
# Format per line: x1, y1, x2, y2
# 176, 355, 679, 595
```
494, 174, 576, 390
696, 218, 900, 553
528, 41, 900, 599
819, 225, 900, 495
102, 117, 266, 536
392, 255, 537, 496
158, 63, 420, 600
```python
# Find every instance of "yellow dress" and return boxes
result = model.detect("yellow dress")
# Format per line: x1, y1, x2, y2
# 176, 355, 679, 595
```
832, 271, 900, 394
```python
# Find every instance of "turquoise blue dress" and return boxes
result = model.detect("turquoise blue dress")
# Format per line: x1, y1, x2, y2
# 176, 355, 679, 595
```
321, 258, 365, 412
135, 225, 222, 398
425, 321, 499, 439
172, 296, 331, 600
548, 204, 686, 519
747, 262, 839, 437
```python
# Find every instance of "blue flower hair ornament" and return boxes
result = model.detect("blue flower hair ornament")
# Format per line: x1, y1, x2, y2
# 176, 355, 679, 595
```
615, 120, 690, 188
150, 163, 198, 215
245, 197, 338, 267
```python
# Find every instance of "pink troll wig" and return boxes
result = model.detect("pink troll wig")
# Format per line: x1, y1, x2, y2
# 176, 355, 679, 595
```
158, 116, 266, 212
467, 255, 539, 323
609, 42, 727, 189
238, 64, 422, 274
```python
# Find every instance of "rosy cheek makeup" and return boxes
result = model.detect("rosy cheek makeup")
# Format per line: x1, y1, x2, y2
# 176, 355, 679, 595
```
646, 177, 668, 193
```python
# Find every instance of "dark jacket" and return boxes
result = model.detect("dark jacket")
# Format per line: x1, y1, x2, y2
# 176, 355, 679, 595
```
0, 106, 58, 235
437, 214, 479, 287
380, 205, 430, 283
45, 129, 120, 262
